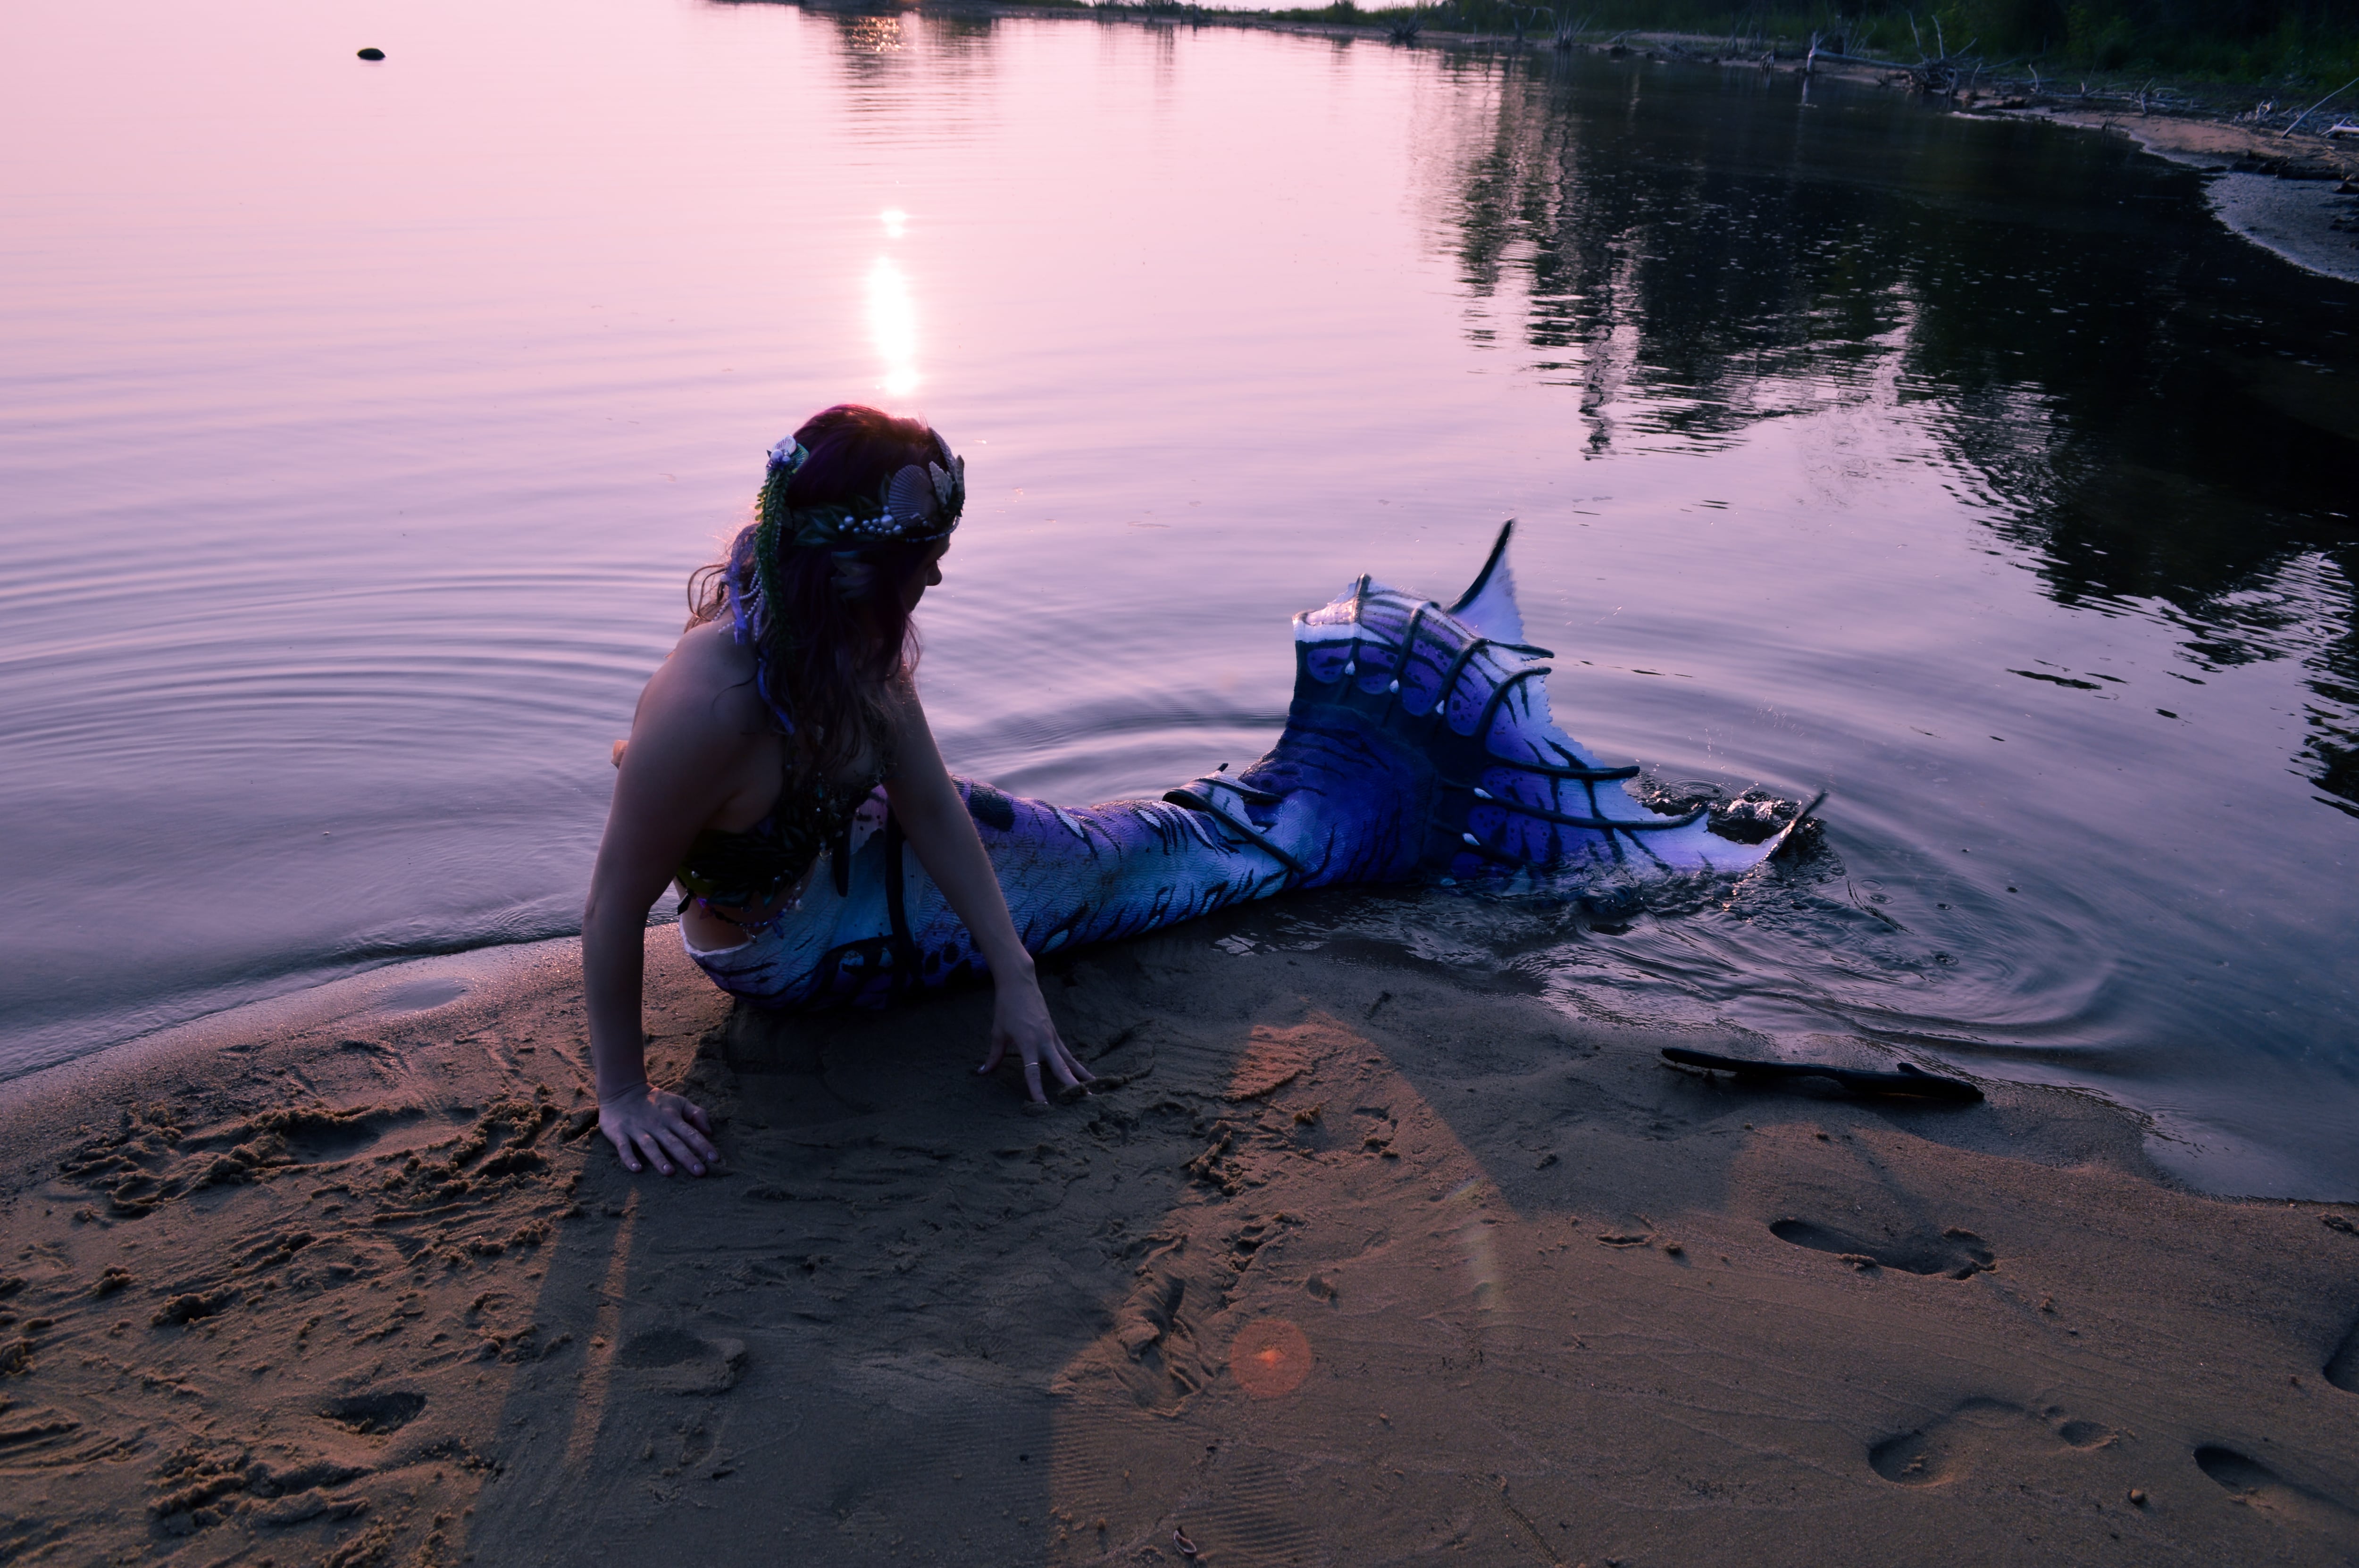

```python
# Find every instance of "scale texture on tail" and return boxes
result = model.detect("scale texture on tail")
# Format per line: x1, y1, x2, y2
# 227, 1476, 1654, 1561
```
688, 523, 1808, 1009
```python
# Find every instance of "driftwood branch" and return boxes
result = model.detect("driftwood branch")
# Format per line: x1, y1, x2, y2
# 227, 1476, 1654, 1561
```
2284, 73, 2359, 139
1660, 1047, 1984, 1103
1807, 42, 1982, 95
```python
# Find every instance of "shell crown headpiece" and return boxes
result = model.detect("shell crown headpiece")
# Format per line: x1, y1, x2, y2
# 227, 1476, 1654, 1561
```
763, 431, 965, 550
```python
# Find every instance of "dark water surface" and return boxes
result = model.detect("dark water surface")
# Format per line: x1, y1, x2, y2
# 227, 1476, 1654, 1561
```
3, 0, 2354, 1194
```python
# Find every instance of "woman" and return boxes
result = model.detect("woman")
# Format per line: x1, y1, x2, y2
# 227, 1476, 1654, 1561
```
582, 405, 1095, 1177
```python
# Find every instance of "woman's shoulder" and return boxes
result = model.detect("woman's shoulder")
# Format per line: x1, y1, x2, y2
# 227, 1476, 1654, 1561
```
643, 615, 771, 737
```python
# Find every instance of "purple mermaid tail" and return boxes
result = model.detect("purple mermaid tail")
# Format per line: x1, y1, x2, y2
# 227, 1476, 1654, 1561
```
693, 524, 1812, 1009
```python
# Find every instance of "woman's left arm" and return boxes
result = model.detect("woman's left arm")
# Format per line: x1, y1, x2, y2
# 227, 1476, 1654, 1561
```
883, 686, 1096, 1104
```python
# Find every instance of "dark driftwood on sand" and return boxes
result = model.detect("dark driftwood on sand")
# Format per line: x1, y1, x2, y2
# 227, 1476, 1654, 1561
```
1661, 1046, 1984, 1102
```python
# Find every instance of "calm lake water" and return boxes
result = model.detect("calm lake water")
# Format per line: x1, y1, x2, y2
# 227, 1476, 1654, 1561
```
3, 0, 2355, 1195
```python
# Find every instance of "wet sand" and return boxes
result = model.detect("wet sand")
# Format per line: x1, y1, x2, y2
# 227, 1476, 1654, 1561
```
1989, 107, 2359, 283
4, 909, 2358, 1565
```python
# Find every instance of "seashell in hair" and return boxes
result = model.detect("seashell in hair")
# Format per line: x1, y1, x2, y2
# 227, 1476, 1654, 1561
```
885, 464, 937, 526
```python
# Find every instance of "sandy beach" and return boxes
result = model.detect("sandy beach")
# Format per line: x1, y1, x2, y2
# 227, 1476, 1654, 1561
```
4, 901, 2357, 1566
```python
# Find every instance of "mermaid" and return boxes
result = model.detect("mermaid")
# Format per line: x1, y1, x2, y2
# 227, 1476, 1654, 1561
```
586, 404, 1810, 1177
584, 405, 1094, 1177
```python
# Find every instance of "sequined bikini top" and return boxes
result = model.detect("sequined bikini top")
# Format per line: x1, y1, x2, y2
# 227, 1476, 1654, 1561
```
674, 766, 882, 926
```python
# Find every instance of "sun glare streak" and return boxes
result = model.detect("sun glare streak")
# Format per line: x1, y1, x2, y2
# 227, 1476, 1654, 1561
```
880, 208, 908, 238
867, 255, 919, 399
1450, 1177, 1505, 1314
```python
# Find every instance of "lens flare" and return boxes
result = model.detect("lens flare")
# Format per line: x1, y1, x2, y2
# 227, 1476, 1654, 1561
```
1228, 1317, 1313, 1399
880, 208, 908, 238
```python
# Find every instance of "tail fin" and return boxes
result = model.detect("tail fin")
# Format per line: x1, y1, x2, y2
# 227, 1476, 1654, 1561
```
1254, 527, 1821, 883
1446, 521, 1524, 645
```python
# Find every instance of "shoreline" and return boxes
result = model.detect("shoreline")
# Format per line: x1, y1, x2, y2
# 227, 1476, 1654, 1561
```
6, 906, 2348, 1207
1988, 104, 2359, 281
912, 1, 2359, 283
3, 916, 2358, 1562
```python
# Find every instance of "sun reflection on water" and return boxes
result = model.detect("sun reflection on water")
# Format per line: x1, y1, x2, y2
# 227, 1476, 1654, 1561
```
867, 254, 919, 399
843, 14, 906, 53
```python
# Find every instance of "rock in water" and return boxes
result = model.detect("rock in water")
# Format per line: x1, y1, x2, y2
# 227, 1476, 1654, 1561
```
356, 47, 385, 60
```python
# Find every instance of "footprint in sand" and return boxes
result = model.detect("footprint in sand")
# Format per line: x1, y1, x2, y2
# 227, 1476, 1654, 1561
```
55, 1102, 434, 1219
2323, 1314, 2359, 1393
1769, 1218, 1993, 1279
1103, 1259, 1207, 1413
318, 1390, 427, 1436
2194, 1445, 2359, 1533
0, 1404, 85, 1463
371, 977, 469, 1014
1869, 1399, 2114, 1486
616, 1327, 748, 1397
274, 1104, 429, 1166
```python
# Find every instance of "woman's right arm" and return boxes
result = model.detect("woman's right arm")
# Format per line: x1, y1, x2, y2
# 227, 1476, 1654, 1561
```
582, 640, 750, 1176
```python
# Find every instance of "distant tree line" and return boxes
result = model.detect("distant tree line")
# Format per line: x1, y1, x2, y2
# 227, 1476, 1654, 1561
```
1263, 0, 2359, 81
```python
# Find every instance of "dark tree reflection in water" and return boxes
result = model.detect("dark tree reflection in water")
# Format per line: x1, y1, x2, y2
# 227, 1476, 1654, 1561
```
1426, 52, 2359, 814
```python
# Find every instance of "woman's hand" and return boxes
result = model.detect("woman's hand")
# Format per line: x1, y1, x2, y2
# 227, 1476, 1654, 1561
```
597, 1083, 720, 1176
979, 968, 1097, 1103
880, 692, 1096, 1105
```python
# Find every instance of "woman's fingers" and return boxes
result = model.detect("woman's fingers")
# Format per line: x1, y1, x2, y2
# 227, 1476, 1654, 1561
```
654, 1096, 720, 1164
1034, 1028, 1093, 1091
601, 1116, 648, 1173
597, 1091, 720, 1177
647, 1122, 698, 1176
1043, 1045, 1083, 1089
632, 1128, 675, 1176
653, 1125, 706, 1177
976, 1018, 1098, 1105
